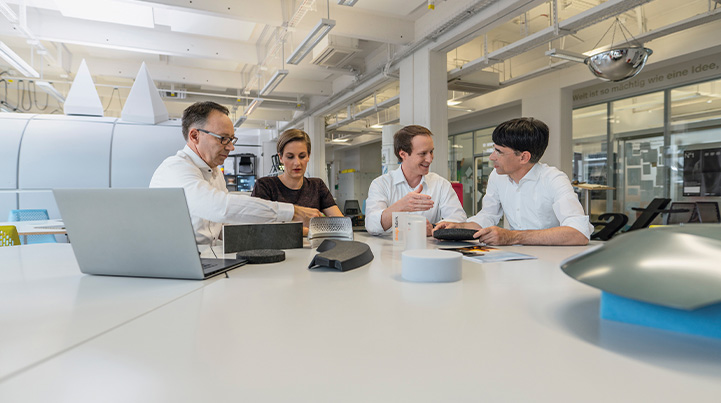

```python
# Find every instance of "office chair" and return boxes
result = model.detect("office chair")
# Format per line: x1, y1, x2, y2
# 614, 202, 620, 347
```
627, 198, 671, 232
695, 201, 720, 223
344, 200, 361, 216
591, 213, 628, 241
7, 209, 58, 244
237, 153, 255, 175
662, 202, 696, 225
0, 225, 20, 247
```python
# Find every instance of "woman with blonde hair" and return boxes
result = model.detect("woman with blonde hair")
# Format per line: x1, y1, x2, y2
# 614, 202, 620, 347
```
252, 129, 343, 220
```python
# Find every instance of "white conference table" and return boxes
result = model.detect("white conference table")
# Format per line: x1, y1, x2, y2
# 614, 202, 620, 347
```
0, 219, 67, 236
1, 234, 720, 402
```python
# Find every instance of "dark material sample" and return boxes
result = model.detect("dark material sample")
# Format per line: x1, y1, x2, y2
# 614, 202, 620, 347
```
223, 222, 303, 253
433, 228, 478, 241
236, 249, 286, 264
308, 239, 374, 272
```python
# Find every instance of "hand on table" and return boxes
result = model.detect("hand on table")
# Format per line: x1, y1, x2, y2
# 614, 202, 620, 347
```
473, 226, 517, 245
293, 205, 322, 227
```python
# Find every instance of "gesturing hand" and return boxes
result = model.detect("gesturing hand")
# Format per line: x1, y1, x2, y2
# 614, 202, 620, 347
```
392, 184, 434, 212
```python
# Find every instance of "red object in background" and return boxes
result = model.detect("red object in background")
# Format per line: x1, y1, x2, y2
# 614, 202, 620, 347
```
451, 182, 463, 206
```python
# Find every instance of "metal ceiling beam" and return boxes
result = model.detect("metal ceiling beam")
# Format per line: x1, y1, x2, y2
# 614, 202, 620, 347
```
85, 59, 332, 96
497, 7, 721, 88
447, 0, 654, 81
0, 13, 260, 64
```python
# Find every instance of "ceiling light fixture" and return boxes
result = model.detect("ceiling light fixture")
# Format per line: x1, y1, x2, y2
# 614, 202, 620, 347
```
286, 18, 336, 65
0, 41, 39, 77
234, 115, 247, 128
337, 0, 358, 6
35, 81, 66, 102
0, 0, 18, 23
260, 69, 289, 96
244, 98, 263, 116
447, 100, 462, 106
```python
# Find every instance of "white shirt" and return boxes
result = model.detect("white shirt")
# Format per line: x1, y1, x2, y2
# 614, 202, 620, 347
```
365, 166, 467, 235
149, 145, 294, 245
468, 163, 593, 238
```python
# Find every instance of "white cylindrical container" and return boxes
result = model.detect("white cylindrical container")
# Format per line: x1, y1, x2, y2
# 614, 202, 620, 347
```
404, 215, 427, 251
392, 212, 409, 245
401, 249, 462, 282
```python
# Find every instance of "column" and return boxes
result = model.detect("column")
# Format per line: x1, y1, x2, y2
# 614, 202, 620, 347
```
303, 115, 327, 185
521, 80, 573, 177
399, 46, 449, 179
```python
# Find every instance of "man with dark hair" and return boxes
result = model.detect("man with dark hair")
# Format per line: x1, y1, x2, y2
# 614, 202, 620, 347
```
150, 101, 321, 245
365, 125, 466, 235
435, 117, 592, 246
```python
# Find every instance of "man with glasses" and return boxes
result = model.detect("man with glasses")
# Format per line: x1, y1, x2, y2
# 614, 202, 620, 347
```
150, 101, 322, 245
434, 118, 592, 246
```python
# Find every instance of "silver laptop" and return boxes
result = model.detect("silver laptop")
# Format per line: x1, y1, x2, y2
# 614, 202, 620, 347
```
53, 188, 247, 280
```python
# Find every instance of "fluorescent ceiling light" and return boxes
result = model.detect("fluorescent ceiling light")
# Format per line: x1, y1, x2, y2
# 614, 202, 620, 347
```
337, 0, 359, 6
332, 137, 350, 142
244, 98, 263, 116
35, 81, 66, 102
286, 18, 335, 65
0, 1, 18, 23
370, 123, 383, 129
545, 48, 587, 63
447, 100, 461, 106
259, 69, 289, 96
56, 0, 154, 28
234, 115, 247, 128
0, 41, 39, 78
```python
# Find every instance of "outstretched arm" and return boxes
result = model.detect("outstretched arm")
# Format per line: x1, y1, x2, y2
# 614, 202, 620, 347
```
473, 225, 589, 246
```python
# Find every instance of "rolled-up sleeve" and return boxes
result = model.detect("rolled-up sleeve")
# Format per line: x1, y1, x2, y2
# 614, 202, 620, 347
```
549, 173, 594, 239
364, 177, 390, 235
152, 158, 294, 224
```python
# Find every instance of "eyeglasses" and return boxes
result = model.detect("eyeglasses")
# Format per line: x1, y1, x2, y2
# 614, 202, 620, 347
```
197, 128, 238, 145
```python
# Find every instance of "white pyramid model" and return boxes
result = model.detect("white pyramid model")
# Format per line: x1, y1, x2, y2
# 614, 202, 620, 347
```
63, 59, 104, 116
121, 62, 169, 124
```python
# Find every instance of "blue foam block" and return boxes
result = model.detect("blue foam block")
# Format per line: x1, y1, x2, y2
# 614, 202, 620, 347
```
600, 291, 721, 339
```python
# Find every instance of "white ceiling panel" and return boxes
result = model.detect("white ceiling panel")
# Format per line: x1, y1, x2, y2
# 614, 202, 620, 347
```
153, 9, 256, 41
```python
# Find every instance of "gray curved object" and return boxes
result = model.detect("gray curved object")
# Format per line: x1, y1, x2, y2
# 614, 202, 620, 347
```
561, 225, 721, 310
308, 239, 374, 272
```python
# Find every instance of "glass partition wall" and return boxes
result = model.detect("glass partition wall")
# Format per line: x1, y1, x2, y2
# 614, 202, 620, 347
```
448, 127, 496, 217
573, 77, 721, 222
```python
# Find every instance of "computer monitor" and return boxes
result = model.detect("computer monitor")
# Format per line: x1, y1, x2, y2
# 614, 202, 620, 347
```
237, 175, 256, 192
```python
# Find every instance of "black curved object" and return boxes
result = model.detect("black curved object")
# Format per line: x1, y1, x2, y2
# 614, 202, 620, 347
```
308, 239, 374, 272
433, 228, 478, 241
591, 213, 628, 241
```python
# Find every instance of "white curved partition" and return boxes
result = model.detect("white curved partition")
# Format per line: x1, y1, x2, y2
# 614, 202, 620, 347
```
0, 114, 31, 189
17, 115, 116, 218
111, 120, 185, 188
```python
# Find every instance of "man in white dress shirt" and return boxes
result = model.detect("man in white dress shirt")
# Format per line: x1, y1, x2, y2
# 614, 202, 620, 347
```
365, 125, 467, 236
150, 101, 321, 245
434, 118, 592, 246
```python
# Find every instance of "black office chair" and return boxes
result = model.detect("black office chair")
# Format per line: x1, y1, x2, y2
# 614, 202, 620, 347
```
627, 198, 671, 232
591, 213, 628, 241
344, 200, 361, 216
695, 201, 720, 223
238, 153, 255, 175
662, 202, 696, 225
